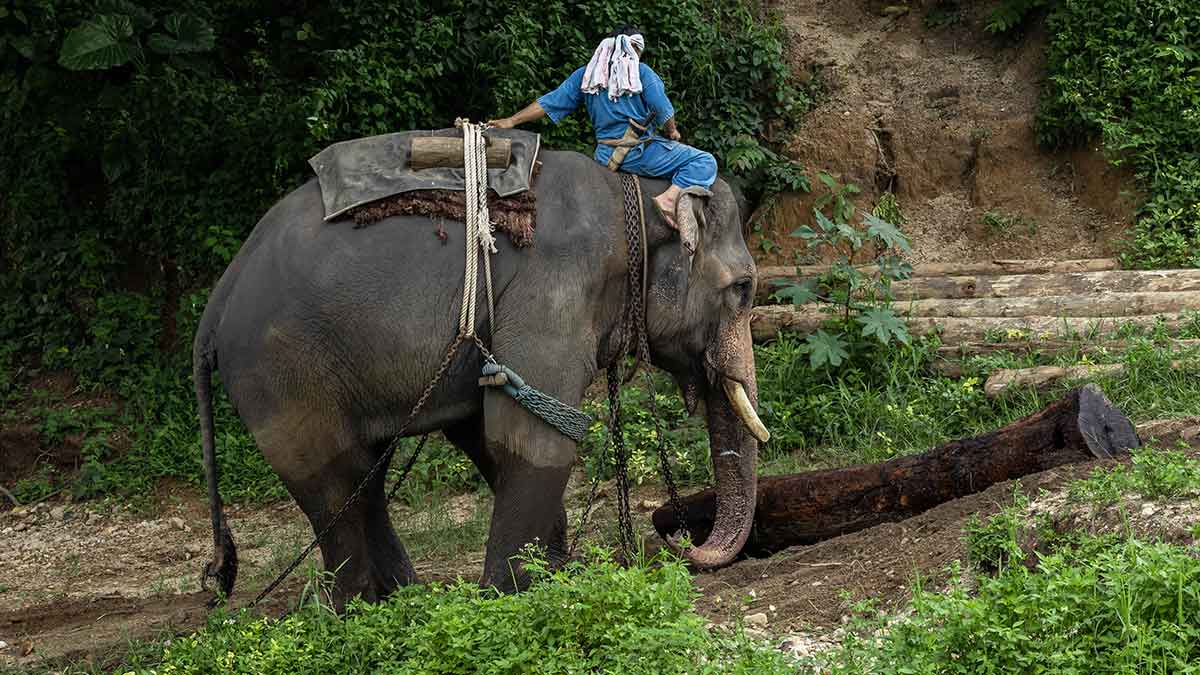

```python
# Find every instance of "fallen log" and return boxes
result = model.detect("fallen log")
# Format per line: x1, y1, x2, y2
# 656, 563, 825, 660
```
901, 290, 1200, 318
653, 385, 1139, 556
409, 136, 511, 170
757, 268, 1198, 304
750, 306, 1195, 343
937, 339, 1200, 359
983, 360, 1192, 397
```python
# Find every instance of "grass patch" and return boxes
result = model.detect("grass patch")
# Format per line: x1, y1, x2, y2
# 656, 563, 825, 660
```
107, 550, 793, 674
805, 534, 1200, 673
1070, 446, 1200, 505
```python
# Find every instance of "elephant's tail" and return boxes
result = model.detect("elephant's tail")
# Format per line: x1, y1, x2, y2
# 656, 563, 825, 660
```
196, 347, 238, 603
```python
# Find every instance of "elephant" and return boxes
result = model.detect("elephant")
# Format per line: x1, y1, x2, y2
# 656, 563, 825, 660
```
193, 149, 768, 606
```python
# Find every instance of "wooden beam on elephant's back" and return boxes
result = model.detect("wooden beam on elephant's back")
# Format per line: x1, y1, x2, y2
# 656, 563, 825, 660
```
409, 136, 512, 170
652, 385, 1139, 557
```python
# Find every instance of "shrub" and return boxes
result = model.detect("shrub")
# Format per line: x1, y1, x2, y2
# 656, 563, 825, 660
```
1036, 0, 1200, 268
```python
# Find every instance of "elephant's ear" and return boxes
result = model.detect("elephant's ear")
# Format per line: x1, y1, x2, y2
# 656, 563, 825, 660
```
672, 187, 713, 272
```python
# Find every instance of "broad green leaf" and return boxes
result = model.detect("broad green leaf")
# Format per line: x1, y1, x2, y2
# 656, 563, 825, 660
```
772, 279, 817, 306
10, 35, 34, 59
856, 307, 911, 345
813, 209, 837, 233
864, 212, 912, 252
789, 224, 817, 240
96, 0, 155, 29
147, 13, 215, 55
818, 171, 836, 190
836, 222, 863, 248
877, 255, 914, 281
804, 330, 849, 368
58, 14, 139, 70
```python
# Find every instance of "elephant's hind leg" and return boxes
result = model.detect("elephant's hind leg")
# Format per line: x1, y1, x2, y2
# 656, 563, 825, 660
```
252, 413, 417, 608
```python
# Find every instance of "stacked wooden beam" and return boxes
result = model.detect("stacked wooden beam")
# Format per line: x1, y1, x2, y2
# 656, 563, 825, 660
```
752, 258, 1200, 345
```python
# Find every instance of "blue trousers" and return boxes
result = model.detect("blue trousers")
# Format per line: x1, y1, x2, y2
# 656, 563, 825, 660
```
595, 139, 718, 190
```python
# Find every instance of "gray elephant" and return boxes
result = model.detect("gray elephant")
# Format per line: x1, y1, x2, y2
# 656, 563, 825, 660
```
194, 150, 768, 606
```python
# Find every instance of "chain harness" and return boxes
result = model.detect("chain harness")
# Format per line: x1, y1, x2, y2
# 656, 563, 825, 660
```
245, 125, 686, 604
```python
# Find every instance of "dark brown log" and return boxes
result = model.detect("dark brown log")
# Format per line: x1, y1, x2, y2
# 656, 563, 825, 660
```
653, 384, 1139, 557
409, 136, 511, 170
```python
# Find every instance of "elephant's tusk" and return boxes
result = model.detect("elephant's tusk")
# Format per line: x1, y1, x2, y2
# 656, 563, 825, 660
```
722, 379, 770, 444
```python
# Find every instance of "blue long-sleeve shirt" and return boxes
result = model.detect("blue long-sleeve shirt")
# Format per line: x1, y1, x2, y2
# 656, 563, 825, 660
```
537, 64, 676, 166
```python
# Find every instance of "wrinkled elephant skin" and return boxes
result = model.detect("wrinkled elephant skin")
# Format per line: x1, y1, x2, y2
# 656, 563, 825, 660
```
193, 151, 764, 606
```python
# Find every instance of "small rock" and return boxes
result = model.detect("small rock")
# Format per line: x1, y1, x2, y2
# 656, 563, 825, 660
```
1141, 503, 1158, 517
0, 640, 8, 650
1, 527, 12, 535
13, 522, 26, 533
51, 506, 68, 521
880, 5, 909, 17
87, 512, 101, 525
811, 581, 824, 587
638, 499, 662, 511
169, 517, 186, 530
184, 542, 205, 556
744, 612, 769, 628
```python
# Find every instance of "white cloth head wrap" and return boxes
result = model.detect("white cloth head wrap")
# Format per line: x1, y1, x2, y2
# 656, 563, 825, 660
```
581, 33, 645, 101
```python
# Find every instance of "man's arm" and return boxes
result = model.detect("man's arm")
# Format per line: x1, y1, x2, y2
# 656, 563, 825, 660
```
640, 66, 681, 140
488, 101, 546, 129
491, 67, 585, 129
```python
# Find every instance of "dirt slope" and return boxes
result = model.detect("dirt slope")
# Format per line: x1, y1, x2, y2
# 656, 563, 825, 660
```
752, 0, 1138, 266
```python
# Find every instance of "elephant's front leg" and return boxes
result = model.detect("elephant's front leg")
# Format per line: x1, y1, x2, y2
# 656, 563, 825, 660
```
480, 389, 578, 592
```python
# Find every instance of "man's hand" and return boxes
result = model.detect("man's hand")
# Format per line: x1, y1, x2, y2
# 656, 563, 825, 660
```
487, 117, 515, 129
662, 117, 681, 141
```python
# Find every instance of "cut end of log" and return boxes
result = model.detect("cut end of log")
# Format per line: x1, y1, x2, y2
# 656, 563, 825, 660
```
1077, 384, 1141, 459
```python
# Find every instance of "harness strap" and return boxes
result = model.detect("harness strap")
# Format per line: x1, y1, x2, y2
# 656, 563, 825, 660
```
601, 117, 653, 171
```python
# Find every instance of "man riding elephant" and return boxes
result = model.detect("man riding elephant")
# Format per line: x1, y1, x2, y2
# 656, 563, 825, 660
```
489, 25, 717, 229
196, 29, 768, 608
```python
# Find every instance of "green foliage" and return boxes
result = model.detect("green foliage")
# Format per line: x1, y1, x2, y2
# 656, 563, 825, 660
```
772, 173, 913, 369
924, 1, 963, 29
0, 0, 804, 501
985, 0, 1053, 34
1070, 446, 1200, 504
979, 207, 1037, 236
580, 371, 711, 486
1037, 0, 1200, 268
806, 535, 1200, 673
963, 488, 1037, 572
118, 550, 795, 674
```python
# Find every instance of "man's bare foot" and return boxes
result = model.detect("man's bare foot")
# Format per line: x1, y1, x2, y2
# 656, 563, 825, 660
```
653, 186, 681, 228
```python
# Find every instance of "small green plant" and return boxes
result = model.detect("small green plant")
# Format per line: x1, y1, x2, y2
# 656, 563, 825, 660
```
985, 0, 1053, 34
924, 1, 963, 28
963, 488, 1034, 572
872, 191, 906, 227
1070, 447, 1200, 504
804, 535, 1200, 674
772, 173, 913, 369
979, 208, 1037, 236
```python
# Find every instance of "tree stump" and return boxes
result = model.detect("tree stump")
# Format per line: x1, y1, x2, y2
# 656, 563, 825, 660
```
653, 384, 1140, 557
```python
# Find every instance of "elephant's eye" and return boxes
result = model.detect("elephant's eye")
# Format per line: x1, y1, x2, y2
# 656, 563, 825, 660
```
730, 277, 753, 306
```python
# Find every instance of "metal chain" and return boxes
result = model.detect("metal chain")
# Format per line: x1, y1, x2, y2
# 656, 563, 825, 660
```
250, 334, 468, 605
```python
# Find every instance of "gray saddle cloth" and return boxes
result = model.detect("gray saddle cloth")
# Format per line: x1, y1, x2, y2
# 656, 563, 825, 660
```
308, 128, 542, 221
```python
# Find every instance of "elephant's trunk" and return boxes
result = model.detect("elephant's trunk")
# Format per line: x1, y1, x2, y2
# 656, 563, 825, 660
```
669, 322, 761, 569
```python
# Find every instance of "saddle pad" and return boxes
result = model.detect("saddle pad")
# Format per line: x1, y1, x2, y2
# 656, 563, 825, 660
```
308, 128, 541, 221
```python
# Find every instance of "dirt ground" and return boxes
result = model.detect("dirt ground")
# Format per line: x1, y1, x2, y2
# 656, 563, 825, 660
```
5, 421, 1200, 670
751, 0, 1138, 266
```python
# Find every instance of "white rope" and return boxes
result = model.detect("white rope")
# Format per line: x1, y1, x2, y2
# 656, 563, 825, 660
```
455, 118, 498, 337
